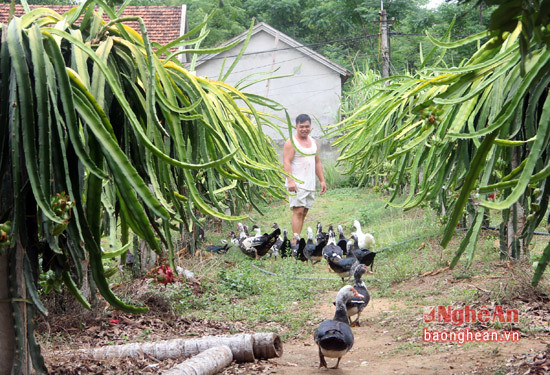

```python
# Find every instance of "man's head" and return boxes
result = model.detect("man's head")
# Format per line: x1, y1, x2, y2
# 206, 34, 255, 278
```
295, 114, 312, 139
295, 114, 311, 125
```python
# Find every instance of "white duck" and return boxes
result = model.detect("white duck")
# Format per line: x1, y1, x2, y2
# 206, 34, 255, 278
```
352, 220, 375, 249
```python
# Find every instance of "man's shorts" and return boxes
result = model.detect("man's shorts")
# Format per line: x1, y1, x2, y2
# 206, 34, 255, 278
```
289, 189, 315, 209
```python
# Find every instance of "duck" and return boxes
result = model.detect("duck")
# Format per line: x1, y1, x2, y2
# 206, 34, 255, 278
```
316, 222, 329, 244
336, 225, 349, 255
237, 223, 257, 258
352, 220, 375, 249
292, 233, 308, 262
304, 227, 326, 264
242, 224, 250, 237
326, 252, 359, 282
277, 229, 293, 258
229, 231, 240, 247
236, 223, 280, 259
314, 285, 363, 369
333, 264, 373, 326
251, 224, 262, 238
270, 224, 283, 257
349, 234, 377, 270
204, 239, 231, 254
250, 227, 281, 258
322, 228, 343, 259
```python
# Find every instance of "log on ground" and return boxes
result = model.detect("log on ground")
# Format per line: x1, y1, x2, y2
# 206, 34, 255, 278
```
164, 345, 233, 375
252, 332, 283, 359
69, 333, 282, 362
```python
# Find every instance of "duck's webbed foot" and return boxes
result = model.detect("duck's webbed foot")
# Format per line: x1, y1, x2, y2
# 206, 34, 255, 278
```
330, 357, 342, 369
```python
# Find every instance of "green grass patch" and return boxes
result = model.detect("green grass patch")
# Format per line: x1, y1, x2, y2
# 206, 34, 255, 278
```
142, 187, 549, 343
159, 187, 448, 338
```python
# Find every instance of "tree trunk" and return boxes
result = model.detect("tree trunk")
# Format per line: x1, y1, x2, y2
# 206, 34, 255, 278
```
164, 345, 233, 375
12, 238, 32, 374
67, 333, 282, 363
139, 239, 156, 275
0, 252, 15, 375
506, 149, 526, 259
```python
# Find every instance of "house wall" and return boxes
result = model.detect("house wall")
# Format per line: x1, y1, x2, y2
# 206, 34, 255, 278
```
194, 30, 343, 141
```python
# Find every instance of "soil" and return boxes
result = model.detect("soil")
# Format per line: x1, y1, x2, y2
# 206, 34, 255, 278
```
39, 267, 550, 374
272, 296, 548, 375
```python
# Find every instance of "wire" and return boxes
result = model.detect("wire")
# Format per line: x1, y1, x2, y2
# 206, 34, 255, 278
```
195, 30, 480, 65
197, 34, 377, 62
390, 32, 479, 38
251, 263, 379, 282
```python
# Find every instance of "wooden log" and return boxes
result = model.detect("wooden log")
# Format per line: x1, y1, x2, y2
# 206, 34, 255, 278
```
69, 333, 283, 362
252, 332, 283, 359
163, 345, 233, 375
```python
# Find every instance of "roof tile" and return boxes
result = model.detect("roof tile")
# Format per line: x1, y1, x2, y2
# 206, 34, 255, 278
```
0, 4, 183, 46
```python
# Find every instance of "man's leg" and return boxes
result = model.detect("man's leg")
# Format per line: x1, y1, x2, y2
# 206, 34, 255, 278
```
291, 207, 309, 241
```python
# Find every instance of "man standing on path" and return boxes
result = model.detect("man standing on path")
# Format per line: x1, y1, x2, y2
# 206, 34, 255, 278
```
283, 114, 327, 241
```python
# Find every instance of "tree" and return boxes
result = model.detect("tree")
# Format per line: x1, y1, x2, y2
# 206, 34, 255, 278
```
186, 0, 250, 47
0, 1, 286, 373
332, 0, 550, 283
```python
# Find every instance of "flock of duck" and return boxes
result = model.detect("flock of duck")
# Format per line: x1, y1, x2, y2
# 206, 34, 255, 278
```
220, 220, 377, 368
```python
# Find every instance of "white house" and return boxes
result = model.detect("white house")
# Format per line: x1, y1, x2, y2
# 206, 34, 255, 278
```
193, 22, 350, 146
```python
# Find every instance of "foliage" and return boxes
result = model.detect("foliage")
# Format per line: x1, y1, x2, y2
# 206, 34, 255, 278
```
332, 5, 550, 285
184, 0, 251, 47
0, 0, 288, 371
3, 0, 497, 75
218, 267, 260, 297
0, 0, 78, 4
460, 0, 550, 70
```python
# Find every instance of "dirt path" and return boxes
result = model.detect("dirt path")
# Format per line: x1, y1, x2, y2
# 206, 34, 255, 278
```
271, 294, 547, 374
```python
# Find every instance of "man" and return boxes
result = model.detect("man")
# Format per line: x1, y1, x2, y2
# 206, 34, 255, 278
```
283, 114, 327, 241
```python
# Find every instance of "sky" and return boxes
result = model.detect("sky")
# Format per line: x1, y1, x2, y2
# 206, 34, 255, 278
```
425, 0, 447, 9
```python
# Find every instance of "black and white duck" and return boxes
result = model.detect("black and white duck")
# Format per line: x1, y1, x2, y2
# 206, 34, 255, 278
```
251, 224, 262, 238
333, 264, 373, 326
349, 234, 377, 270
237, 223, 280, 259
251, 227, 281, 258
292, 233, 308, 262
304, 227, 326, 264
314, 285, 363, 369
237, 223, 256, 258
229, 231, 240, 247
322, 228, 343, 259
326, 252, 359, 282
270, 224, 283, 257
276, 229, 293, 258
316, 222, 329, 244
336, 225, 349, 255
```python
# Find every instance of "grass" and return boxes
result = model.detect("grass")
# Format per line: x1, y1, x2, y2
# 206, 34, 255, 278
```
141, 187, 550, 345
161, 256, 335, 339
152, 187, 444, 339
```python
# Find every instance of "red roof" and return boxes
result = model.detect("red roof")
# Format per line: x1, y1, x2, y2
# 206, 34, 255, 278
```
0, 5, 184, 46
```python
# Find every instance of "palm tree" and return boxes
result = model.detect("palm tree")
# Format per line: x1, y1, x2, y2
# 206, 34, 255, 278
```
0, 1, 286, 372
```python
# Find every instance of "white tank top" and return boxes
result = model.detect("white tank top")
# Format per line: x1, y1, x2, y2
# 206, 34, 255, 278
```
289, 135, 317, 192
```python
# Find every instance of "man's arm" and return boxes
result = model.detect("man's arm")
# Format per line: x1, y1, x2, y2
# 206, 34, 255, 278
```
283, 139, 297, 192
314, 143, 326, 194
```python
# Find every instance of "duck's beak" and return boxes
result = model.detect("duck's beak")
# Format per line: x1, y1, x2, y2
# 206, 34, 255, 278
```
350, 287, 364, 298
361, 265, 373, 274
